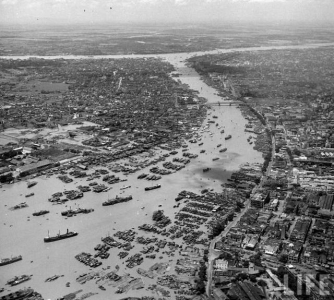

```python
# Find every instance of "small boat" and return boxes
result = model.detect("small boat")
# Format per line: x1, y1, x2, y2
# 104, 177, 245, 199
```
27, 181, 37, 188
203, 168, 211, 172
11, 202, 28, 210
225, 135, 232, 140
217, 144, 222, 147
219, 148, 227, 153
212, 158, 219, 161
25, 193, 34, 198
145, 184, 161, 191
120, 185, 131, 190
220, 130, 224, 134
32, 210, 49, 216
200, 150, 205, 153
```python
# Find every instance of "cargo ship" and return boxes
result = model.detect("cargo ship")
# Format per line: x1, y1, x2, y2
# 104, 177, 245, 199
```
44, 229, 78, 243
145, 184, 161, 191
225, 135, 232, 140
102, 195, 133, 206
219, 148, 227, 153
0, 255, 22, 266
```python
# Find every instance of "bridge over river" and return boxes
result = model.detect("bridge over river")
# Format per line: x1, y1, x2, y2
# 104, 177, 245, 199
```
206, 101, 245, 107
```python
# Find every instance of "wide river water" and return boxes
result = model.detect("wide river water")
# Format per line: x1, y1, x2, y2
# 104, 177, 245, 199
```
0, 42, 333, 299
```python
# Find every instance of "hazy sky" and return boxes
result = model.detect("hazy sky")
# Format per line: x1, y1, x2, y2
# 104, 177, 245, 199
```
1, 0, 334, 25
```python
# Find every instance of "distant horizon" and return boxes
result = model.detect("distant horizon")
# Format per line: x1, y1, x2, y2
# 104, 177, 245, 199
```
1, 19, 334, 28
1, 0, 334, 27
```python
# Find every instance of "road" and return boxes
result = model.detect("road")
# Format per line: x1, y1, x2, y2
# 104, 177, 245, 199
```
206, 199, 251, 297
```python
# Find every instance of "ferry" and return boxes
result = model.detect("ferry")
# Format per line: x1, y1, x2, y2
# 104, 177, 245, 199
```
44, 229, 78, 243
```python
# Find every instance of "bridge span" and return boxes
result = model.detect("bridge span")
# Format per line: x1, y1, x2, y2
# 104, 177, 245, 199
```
207, 101, 246, 107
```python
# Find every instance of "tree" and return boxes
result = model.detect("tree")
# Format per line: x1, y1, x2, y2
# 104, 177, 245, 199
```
279, 254, 288, 264
210, 222, 225, 238
257, 279, 267, 288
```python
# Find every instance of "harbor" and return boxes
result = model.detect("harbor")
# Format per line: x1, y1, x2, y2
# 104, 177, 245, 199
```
0, 96, 263, 300
0, 45, 291, 299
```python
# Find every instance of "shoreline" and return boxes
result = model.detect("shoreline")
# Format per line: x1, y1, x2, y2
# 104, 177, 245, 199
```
0, 42, 334, 62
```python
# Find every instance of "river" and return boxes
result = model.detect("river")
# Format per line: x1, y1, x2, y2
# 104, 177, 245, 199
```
0, 42, 332, 299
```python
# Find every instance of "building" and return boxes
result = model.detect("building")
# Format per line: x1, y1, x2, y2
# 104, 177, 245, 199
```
215, 259, 229, 271
251, 193, 266, 208
18, 159, 53, 177
213, 288, 228, 300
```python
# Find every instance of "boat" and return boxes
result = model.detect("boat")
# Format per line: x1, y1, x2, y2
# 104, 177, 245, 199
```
203, 168, 211, 172
44, 229, 78, 243
220, 130, 225, 133
0, 288, 34, 300
225, 135, 232, 140
200, 150, 205, 153
32, 210, 49, 216
0, 255, 22, 266
217, 144, 222, 147
9, 274, 31, 286
198, 142, 203, 146
25, 193, 34, 198
219, 148, 227, 153
27, 181, 37, 188
120, 185, 131, 190
102, 195, 133, 206
11, 202, 28, 210
61, 207, 94, 216
145, 184, 161, 191
212, 158, 219, 161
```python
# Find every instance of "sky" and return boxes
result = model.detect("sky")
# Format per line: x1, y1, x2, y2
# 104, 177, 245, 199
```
1, 0, 334, 25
